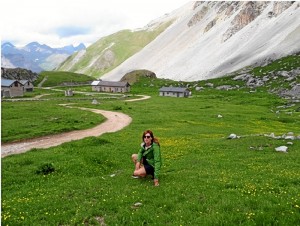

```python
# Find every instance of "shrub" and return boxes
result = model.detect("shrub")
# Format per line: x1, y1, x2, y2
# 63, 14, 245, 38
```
35, 163, 55, 175
113, 106, 122, 110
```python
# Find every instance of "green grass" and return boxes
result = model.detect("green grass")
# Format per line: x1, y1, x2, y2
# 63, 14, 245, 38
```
35, 71, 93, 87
1, 100, 105, 143
252, 55, 300, 76
2, 83, 300, 225
1, 58, 300, 225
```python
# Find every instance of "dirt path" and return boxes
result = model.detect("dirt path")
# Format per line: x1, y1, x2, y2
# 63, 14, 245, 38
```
125, 95, 150, 102
1, 108, 132, 158
1, 94, 151, 158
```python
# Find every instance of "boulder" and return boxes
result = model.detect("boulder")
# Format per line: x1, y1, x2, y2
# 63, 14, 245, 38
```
275, 146, 288, 152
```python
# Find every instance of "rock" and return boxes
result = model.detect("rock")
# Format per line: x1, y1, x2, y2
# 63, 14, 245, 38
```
275, 146, 288, 152
283, 132, 295, 140
92, 99, 98, 104
195, 86, 204, 91
233, 73, 252, 81
227, 133, 239, 139
284, 136, 295, 140
246, 78, 264, 88
205, 83, 214, 87
187, 5, 209, 27
265, 133, 281, 139
204, 19, 217, 32
1, 67, 39, 82
131, 202, 143, 209
216, 85, 234, 90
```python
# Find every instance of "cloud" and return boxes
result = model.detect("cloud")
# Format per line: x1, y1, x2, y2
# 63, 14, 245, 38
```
0, 0, 190, 47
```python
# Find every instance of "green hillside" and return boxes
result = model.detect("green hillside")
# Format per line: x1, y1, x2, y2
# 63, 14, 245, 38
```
35, 71, 93, 87
56, 21, 173, 78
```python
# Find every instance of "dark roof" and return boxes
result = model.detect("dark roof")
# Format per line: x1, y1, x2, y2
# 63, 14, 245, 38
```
159, 86, 189, 92
98, 81, 130, 87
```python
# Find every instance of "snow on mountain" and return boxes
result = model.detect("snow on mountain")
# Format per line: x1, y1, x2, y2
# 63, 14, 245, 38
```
101, 1, 300, 81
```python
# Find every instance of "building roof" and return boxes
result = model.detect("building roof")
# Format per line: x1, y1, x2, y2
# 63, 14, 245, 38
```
91, 80, 101, 86
159, 86, 189, 92
1, 78, 18, 87
98, 81, 130, 87
19, 80, 31, 85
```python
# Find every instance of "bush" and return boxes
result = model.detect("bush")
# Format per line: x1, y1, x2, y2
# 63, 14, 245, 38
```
35, 163, 55, 175
113, 106, 122, 110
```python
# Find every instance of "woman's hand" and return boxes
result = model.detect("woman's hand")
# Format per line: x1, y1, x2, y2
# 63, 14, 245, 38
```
154, 179, 159, 186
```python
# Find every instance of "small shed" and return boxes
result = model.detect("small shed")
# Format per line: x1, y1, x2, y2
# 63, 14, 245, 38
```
92, 80, 130, 93
1, 78, 24, 97
65, 89, 74, 96
159, 86, 191, 98
19, 80, 34, 92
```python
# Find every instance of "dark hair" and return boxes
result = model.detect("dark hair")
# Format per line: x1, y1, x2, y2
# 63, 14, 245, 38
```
142, 130, 160, 146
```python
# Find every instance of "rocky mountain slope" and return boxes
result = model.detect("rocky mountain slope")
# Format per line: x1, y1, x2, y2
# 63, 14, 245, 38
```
56, 21, 173, 78
100, 1, 300, 81
58, 1, 300, 82
1, 42, 86, 73
1, 67, 39, 82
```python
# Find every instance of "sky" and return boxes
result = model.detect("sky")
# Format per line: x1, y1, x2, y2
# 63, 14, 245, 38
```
0, 0, 190, 48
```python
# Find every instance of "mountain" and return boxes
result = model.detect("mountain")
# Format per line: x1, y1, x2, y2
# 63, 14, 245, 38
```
56, 22, 173, 77
57, 43, 86, 55
1, 67, 39, 82
1, 42, 86, 73
58, 1, 300, 82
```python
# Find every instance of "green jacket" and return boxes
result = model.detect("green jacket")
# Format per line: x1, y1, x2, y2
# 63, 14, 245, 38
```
137, 142, 162, 179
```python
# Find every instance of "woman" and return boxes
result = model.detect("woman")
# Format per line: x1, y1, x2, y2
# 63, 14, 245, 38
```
131, 130, 162, 186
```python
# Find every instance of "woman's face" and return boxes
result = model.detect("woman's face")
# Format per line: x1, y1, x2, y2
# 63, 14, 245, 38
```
143, 133, 152, 145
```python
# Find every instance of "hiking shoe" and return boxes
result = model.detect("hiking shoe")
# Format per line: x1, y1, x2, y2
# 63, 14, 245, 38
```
132, 175, 140, 179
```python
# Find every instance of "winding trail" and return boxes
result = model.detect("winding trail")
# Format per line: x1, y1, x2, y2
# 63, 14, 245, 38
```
1, 108, 132, 158
125, 95, 150, 102
2, 94, 151, 158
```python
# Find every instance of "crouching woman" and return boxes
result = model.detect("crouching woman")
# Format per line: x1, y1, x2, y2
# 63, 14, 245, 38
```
132, 130, 162, 186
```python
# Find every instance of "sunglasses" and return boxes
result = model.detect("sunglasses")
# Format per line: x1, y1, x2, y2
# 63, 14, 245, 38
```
144, 135, 151, 139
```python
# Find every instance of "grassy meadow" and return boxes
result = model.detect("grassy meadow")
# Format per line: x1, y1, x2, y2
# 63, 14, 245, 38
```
1, 62, 300, 225
35, 71, 93, 87
1, 100, 105, 143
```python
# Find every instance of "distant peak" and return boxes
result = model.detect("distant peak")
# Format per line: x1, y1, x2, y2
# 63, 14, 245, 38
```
1, 42, 15, 48
74, 43, 86, 51
26, 41, 40, 46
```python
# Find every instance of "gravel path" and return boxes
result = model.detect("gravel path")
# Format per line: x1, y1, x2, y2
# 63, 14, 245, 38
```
1, 108, 132, 158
